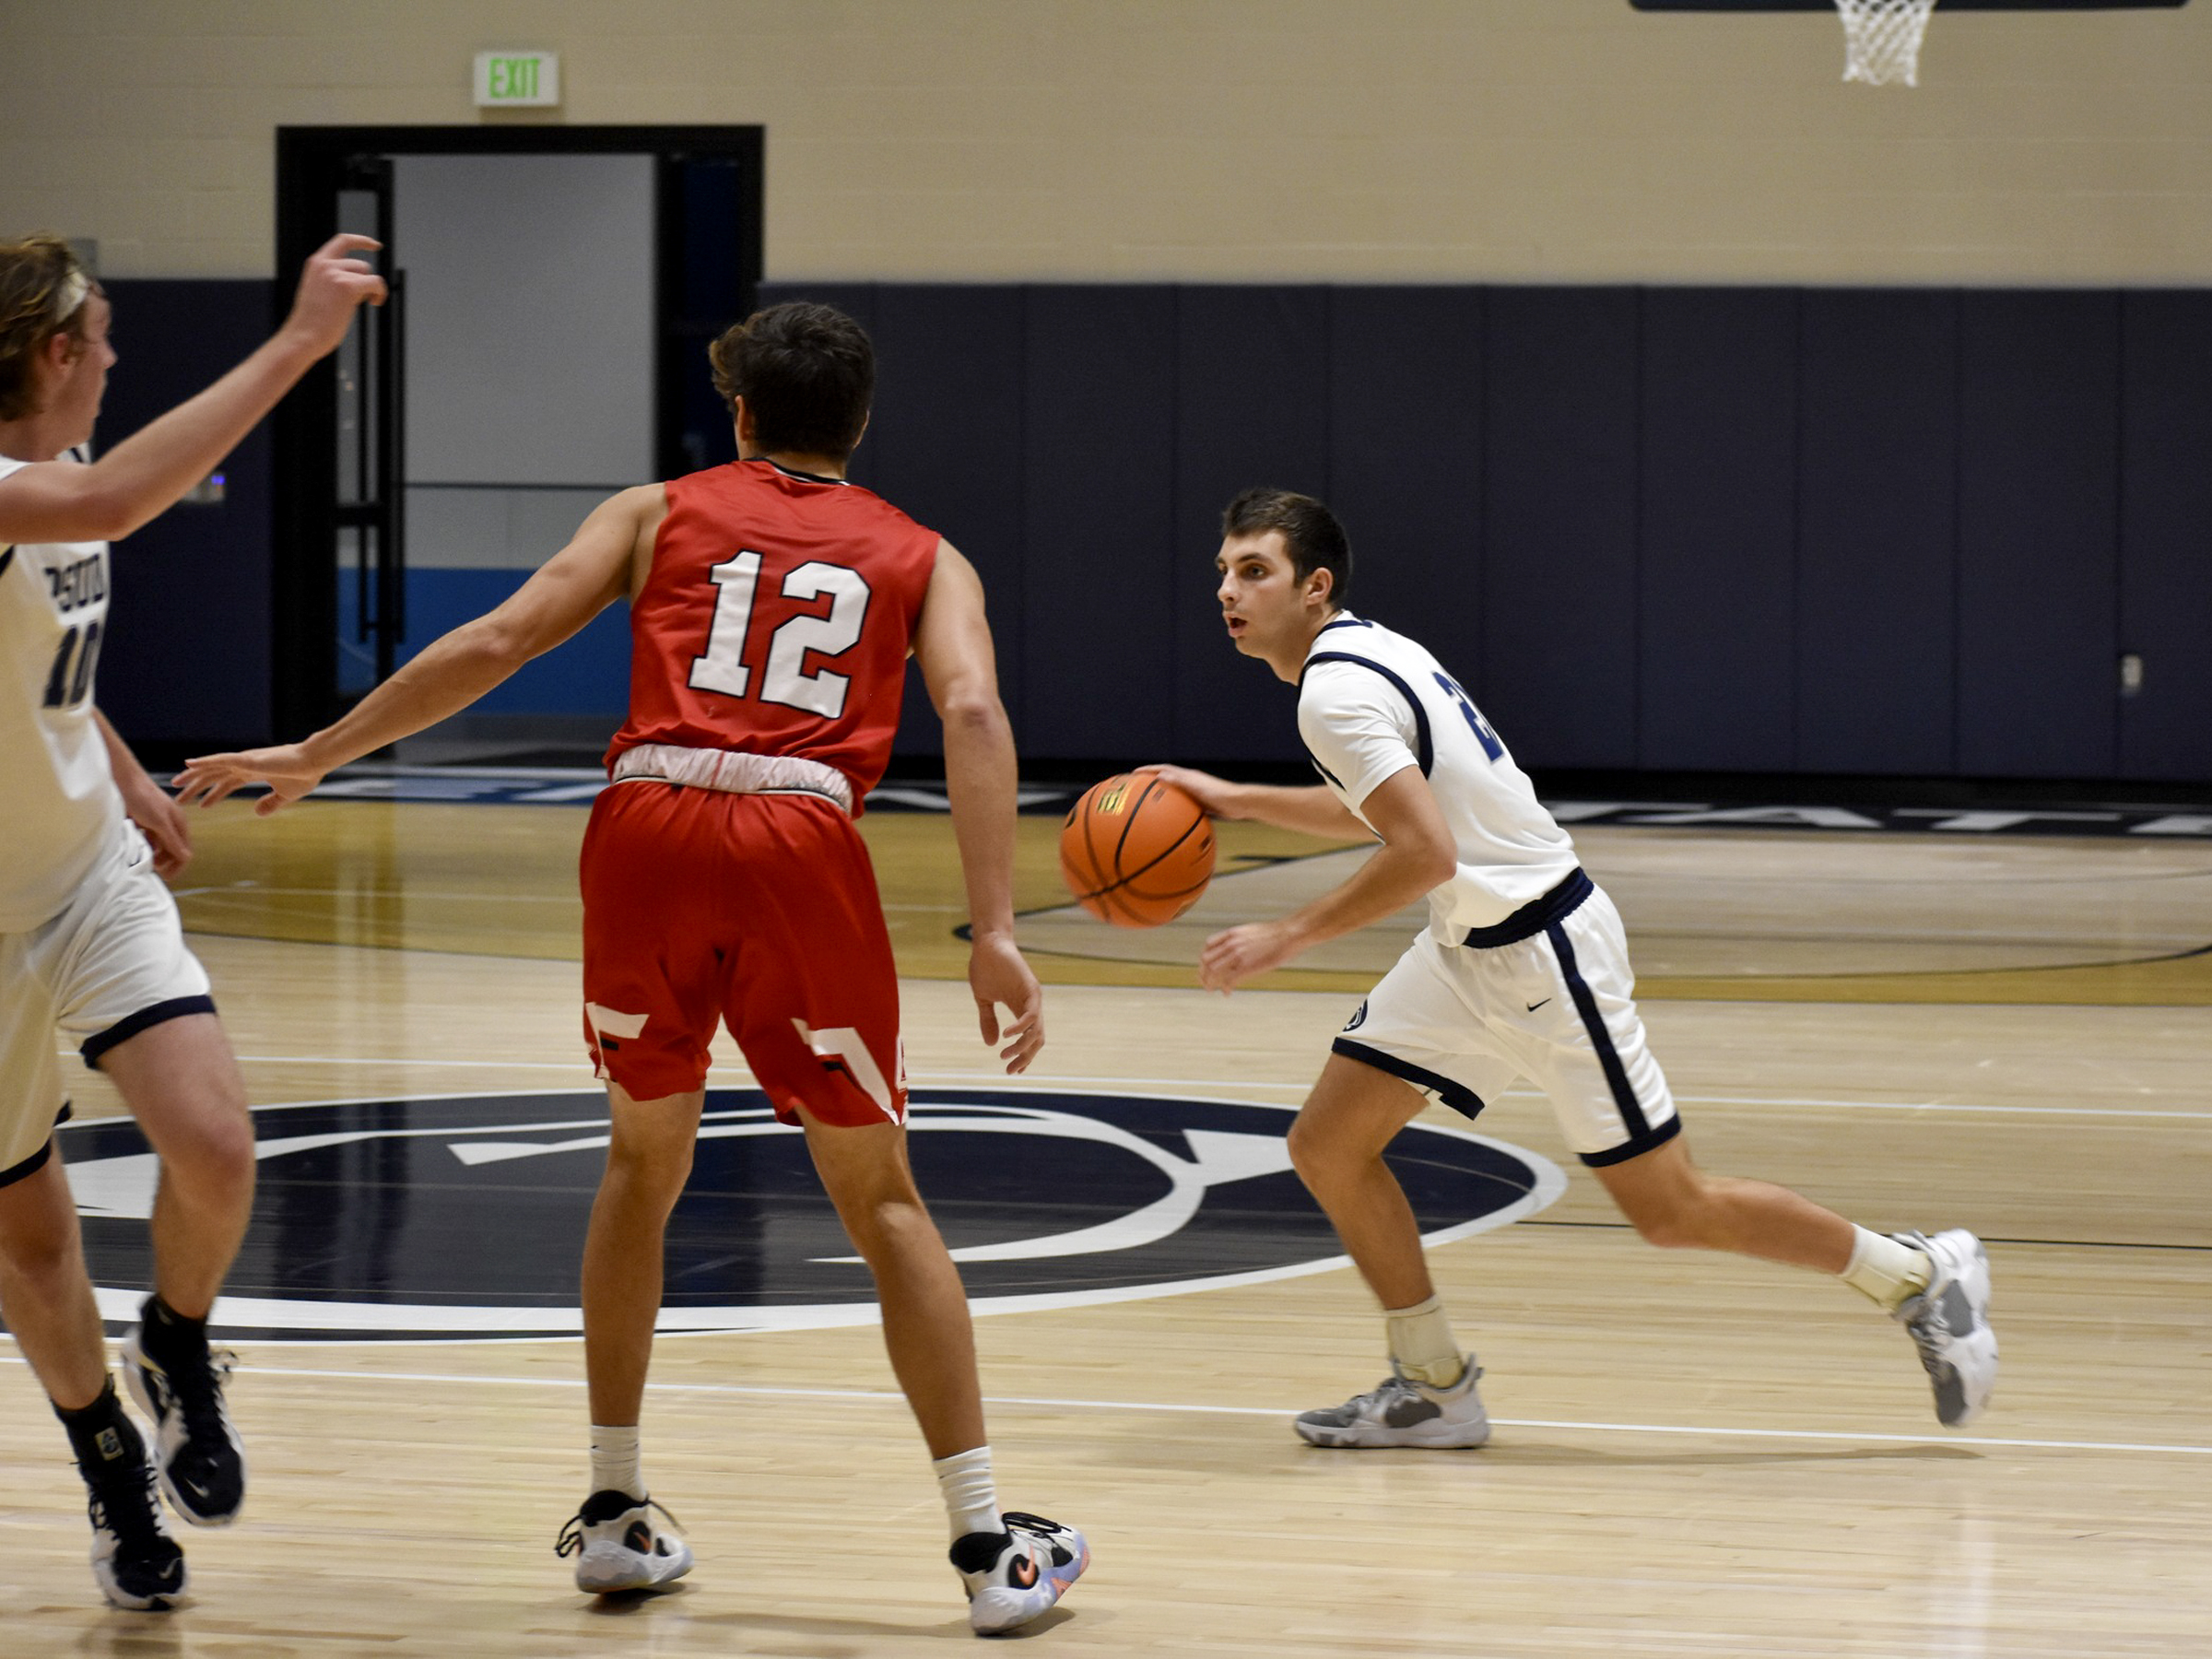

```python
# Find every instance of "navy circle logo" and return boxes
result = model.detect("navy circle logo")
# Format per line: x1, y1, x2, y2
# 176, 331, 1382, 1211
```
65, 1087, 1564, 1343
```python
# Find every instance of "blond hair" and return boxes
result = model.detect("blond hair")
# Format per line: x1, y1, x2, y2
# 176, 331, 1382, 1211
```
0, 234, 98, 422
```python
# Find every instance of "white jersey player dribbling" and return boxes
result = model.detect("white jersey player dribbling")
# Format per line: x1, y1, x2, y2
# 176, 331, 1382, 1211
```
1297, 612, 1679, 1170
1154, 487, 1996, 1453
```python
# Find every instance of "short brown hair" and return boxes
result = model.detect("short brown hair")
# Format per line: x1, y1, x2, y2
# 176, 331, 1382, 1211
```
1222, 487, 1353, 608
707, 301, 874, 461
0, 234, 98, 422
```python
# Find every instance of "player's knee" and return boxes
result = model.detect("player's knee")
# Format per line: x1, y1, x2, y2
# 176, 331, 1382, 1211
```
1286, 1113, 1345, 1184
163, 1103, 256, 1198
606, 1133, 693, 1198
0, 1217, 78, 1284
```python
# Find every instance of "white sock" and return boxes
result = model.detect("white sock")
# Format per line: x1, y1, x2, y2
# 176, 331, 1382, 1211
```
1384, 1294, 1465, 1389
934, 1445, 1003, 1542
589, 1423, 646, 1501
1841, 1228, 1933, 1312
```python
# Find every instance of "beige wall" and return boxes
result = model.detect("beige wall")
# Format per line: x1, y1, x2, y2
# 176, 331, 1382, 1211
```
3, 0, 2208, 285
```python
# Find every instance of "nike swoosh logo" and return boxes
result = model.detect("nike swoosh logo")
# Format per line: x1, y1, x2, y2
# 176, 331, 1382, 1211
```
1525, 998, 1551, 1012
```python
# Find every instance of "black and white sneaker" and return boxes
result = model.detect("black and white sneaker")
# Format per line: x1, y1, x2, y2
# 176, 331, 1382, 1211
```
122, 1323, 246, 1526
952, 1511, 1089, 1635
85, 1439, 188, 1611
1893, 1229, 1998, 1428
555, 1490, 693, 1593
1293, 1359, 1490, 1449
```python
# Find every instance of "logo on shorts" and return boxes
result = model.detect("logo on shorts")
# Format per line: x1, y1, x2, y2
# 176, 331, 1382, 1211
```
1342, 1000, 1369, 1032
60, 1087, 1563, 1344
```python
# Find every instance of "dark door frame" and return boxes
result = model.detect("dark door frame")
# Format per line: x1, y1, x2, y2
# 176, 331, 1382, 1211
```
271, 124, 763, 735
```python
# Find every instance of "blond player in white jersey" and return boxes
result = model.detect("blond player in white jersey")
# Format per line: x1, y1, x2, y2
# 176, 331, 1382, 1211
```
1150, 488, 1996, 1449
0, 231, 382, 1610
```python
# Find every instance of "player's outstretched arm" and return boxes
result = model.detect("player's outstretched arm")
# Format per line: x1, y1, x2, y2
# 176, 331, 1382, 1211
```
93, 708, 192, 878
172, 486, 653, 815
1139, 764, 1368, 841
913, 539, 1043, 1075
1197, 764, 1456, 993
0, 236, 386, 547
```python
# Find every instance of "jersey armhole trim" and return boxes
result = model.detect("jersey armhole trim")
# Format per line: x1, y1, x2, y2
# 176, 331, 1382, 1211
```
1300, 652, 1433, 776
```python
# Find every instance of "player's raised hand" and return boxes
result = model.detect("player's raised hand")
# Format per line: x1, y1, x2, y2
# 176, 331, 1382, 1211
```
969, 931, 1044, 1074
1135, 763, 1242, 819
172, 743, 330, 816
280, 233, 387, 359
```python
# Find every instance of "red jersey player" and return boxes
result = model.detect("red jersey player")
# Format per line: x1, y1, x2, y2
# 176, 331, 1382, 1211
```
175, 302, 1088, 1634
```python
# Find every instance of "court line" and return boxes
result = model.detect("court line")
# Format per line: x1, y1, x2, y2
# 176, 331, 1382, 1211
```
18, 1358, 2191, 1459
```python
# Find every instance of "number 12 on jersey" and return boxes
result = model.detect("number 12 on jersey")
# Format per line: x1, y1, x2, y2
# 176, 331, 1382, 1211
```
688, 551, 874, 719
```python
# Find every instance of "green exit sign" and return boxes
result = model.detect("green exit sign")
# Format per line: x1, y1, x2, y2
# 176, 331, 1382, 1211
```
474, 51, 560, 108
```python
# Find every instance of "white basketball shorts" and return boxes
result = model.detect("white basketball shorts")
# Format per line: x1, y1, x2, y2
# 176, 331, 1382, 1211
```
0, 819, 214, 1186
1332, 873, 1681, 1167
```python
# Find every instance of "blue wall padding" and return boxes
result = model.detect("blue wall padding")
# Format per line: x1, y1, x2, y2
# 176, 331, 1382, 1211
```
1795, 289, 1959, 777
1957, 292, 2122, 780
1480, 288, 1641, 771
2118, 291, 2212, 782
336, 568, 632, 715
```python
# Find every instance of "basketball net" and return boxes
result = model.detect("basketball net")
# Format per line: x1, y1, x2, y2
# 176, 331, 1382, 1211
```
1835, 0, 1936, 87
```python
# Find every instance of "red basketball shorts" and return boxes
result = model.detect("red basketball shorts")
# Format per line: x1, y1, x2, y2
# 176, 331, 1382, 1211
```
578, 782, 906, 1126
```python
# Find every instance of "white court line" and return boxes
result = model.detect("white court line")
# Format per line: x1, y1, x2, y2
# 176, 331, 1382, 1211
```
9, 1357, 2193, 1459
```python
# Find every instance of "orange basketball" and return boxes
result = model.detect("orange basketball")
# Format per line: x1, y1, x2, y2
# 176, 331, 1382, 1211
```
1058, 773, 1218, 927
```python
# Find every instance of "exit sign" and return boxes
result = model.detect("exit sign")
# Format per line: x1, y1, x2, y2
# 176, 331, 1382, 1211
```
474, 51, 559, 108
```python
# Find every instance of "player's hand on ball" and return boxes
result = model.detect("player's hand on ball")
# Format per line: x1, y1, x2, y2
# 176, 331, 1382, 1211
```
969, 931, 1044, 1074
1135, 764, 1241, 819
1198, 920, 1300, 993
282, 233, 388, 358
173, 744, 329, 816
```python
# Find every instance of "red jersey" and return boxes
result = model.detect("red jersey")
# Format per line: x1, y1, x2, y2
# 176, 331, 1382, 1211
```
607, 459, 940, 803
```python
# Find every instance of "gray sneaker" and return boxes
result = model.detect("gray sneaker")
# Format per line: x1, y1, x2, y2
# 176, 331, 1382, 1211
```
1892, 1230, 1997, 1428
1293, 1359, 1489, 1449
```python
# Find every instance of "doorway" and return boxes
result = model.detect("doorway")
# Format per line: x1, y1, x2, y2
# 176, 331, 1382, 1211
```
271, 125, 762, 742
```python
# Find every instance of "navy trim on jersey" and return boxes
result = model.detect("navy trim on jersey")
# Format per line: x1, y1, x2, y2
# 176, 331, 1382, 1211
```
80, 994, 218, 1070
1579, 1114, 1683, 1169
1543, 921, 1653, 1144
0, 547, 15, 580
763, 459, 848, 487
1310, 756, 1346, 790
1300, 652, 1433, 776
1331, 1038, 1486, 1120
0, 1103, 71, 1191
1459, 867, 1593, 948
1317, 616, 1371, 634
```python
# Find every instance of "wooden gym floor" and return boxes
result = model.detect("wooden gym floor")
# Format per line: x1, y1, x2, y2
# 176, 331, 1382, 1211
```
4, 797, 2208, 1656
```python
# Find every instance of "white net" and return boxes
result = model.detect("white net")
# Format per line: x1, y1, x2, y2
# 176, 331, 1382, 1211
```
1836, 0, 1936, 88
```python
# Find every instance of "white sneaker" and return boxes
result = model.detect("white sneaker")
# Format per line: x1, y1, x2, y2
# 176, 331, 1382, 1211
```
952, 1511, 1089, 1635
1294, 1359, 1489, 1449
555, 1490, 693, 1593
1893, 1230, 1997, 1428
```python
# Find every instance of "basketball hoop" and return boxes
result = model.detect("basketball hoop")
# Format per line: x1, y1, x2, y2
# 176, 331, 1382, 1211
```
1835, 0, 1936, 86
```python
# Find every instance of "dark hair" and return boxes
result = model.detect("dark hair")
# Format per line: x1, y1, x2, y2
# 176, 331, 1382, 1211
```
1221, 487, 1352, 608
0, 233, 99, 423
707, 301, 874, 460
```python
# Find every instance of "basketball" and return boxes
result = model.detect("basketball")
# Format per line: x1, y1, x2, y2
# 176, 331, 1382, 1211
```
1058, 772, 1217, 927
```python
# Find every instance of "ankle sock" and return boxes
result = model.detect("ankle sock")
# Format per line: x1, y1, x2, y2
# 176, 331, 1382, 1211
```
54, 1376, 142, 1479
139, 1294, 208, 1365
934, 1445, 1003, 1543
1384, 1294, 1465, 1389
589, 1423, 646, 1502
1842, 1228, 1934, 1312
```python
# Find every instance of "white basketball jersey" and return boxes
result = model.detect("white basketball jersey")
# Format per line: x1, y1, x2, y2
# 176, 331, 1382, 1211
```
1297, 613, 1578, 934
0, 452, 122, 931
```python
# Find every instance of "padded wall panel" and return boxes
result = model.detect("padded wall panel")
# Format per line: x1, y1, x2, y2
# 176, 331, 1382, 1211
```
1638, 288, 1799, 771
1957, 292, 2121, 778
95, 279, 276, 746
1172, 287, 1331, 763
2119, 291, 2212, 782
1481, 288, 1641, 770
1327, 288, 1482, 675
864, 286, 1027, 757
1020, 288, 1179, 759
1795, 289, 1959, 774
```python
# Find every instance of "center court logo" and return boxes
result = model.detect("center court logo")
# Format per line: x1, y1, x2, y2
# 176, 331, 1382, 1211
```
62, 1087, 1565, 1344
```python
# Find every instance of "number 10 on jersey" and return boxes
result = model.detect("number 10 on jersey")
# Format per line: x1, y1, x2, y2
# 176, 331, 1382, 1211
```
688, 551, 873, 719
